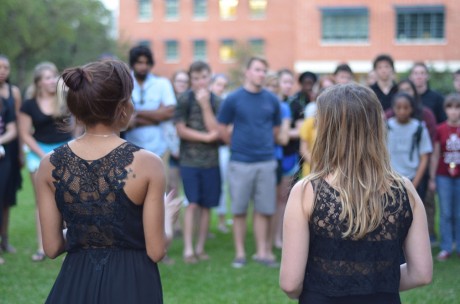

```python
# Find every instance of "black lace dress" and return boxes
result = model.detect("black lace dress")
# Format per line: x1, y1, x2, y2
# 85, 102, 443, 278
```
299, 179, 413, 304
45, 142, 163, 304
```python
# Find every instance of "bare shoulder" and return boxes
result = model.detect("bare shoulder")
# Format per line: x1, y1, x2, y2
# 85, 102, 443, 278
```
36, 152, 55, 184
132, 149, 166, 177
289, 178, 315, 219
401, 176, 420, 210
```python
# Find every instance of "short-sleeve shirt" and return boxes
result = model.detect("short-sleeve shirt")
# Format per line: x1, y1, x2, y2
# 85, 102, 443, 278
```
370, 82, 398, 111
20, 99, 72, 144
421, 89, 446, 123
174, 90, 221, 168
218, 87, 281, 163
387, 118, 433, 179
124, 73, 177, 156
435, 122, 460, 177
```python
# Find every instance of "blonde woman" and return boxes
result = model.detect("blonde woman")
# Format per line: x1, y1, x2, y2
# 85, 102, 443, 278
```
280, 84, 432, 303
19, 62, 72, 261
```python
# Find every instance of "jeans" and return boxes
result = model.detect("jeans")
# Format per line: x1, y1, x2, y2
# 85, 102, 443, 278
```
436, 175, 460, 253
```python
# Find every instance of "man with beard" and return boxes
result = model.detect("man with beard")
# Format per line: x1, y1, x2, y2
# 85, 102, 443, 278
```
125, 46, 176, 159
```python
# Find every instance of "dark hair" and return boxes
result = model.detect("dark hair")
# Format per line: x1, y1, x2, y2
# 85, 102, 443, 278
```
334, 63, 353, 76
298, 71, 318, 84
129, 45, 154, 68
454, 69, 460, 76
61, 60, 133, 127
444, 93, 460, 109
397, 79, 423, 120
0, 54, 10, 84
246, 56, 269, 69
391, 92, 417, 114
189, 61, 211, 75
373, 54, 394, 70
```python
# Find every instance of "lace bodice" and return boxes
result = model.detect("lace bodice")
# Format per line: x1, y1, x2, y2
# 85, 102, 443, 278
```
303, 179, 413, 297
50, 142, 144, 253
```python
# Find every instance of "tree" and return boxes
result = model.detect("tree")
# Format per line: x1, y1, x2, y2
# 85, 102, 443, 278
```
0, 0, 117, 89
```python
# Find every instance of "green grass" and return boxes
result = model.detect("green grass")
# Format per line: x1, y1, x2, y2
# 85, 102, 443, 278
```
1, 173, 459, 303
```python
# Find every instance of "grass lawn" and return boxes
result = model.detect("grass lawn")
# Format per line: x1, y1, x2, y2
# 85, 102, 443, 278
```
1, 173, 459, 303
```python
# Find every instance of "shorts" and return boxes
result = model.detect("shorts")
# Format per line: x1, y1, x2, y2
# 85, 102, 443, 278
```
180, 166, 221, 208
228, 160, 277, 215
26, 141, 68, 172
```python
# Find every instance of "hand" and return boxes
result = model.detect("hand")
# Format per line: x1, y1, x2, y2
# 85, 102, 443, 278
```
203, 130, 219, 143
156, 104, 175, 121
428, 179, 436, 192
0, 145, 4, 159
195, 89, 211, 108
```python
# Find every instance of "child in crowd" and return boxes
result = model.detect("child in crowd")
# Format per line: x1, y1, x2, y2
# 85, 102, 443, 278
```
429, 93, 460, 261
387, 93, 432, 200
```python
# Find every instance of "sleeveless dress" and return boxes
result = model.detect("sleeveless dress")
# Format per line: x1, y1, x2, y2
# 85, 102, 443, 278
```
299, 178, 413, 304
3, 84, 22, 205
45, 142, 163, 304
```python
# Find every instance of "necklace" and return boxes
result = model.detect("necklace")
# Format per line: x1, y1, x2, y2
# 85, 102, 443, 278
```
83, 132, 117, 138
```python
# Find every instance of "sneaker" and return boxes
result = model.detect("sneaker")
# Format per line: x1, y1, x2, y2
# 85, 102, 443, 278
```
252, 255, 279, 268
232, 257, 246, 268
436, 250, 451, 261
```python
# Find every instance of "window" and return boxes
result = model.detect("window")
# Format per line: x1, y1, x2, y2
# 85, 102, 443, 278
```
396, 6, 445, 41
165, 0, 179, 19
194, 0, 207, 19
138, 40, 152, 48
138, 0, 152, 20
321, 7, 368, 42
249, 38, 265, 56
249, 0, 267, 19
219, 0, 238, 20
165, 40, 179, 61
193, 40, 207, 60
220, 39, 236, 62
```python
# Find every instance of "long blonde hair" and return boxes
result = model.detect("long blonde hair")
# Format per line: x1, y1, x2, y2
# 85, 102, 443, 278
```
26, 62, 66, 117
305, 83, 404, 239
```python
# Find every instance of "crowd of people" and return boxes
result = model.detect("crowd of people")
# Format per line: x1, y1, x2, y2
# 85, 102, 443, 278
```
0, 44, 459, 302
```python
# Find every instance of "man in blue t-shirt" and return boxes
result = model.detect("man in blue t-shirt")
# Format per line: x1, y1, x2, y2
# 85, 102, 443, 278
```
218, 57, 281, 268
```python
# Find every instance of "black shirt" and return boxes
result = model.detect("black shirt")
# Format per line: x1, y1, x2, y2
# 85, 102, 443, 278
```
20, 99, 72, 144
283, 92, 310, 156
420, 88, 446, 123
370, 82, 398, 111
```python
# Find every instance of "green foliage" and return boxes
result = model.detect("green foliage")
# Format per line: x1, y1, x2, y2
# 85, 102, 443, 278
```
0, 0, 118, 89
226, 42, 264, 89
398, 68, 455, 96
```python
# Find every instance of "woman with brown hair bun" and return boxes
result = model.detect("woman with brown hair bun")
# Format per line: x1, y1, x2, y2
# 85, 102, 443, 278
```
36, 60, 166, 303
280, 83, 432, 303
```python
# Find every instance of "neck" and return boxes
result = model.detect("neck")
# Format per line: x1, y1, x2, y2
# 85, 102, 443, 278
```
38, 91, 55, 100
447, 119, 460, 127
416, 84, 428, 95
377, 78, 393, 89
82, 125, 119, 138
244, 82, 262, 93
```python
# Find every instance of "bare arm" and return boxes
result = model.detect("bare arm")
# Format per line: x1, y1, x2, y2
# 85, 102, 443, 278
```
36, 154, 66, 258
18, 112, 46, 158
176, 122, 218, 143
0, 121, 17, 147
412, 153, 428, 188
288, 119, 303, 139
276, 118, 291, 146
142, 153, 167, 262
280, 180, 313, 299
400, 178, 433, 291
428, 142, 440, 192
195, 89, 219, 132
218, 123, 231, 145
135, 104, 175, 126
300, 139, 312, 164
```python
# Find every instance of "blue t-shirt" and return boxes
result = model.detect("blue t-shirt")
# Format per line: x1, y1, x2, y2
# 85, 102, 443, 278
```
275, 101, 291, 160
218, 87, 281, 163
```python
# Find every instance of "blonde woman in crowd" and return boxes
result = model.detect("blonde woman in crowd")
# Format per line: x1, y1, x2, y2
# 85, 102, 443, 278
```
19, 62, 72, 261
281, 84, 432, 303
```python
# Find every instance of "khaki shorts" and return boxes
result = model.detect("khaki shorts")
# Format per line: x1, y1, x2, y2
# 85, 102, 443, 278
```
228, 160, 277, 215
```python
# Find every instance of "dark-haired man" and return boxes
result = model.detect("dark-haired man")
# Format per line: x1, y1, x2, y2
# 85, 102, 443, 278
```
125, 45, 176, 158
370, 54, 398, 111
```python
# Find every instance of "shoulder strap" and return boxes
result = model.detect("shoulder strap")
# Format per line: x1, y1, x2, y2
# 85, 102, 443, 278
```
409, 120, 424, 161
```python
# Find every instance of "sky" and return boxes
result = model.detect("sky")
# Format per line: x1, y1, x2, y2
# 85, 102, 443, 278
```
100, 0, 118, 12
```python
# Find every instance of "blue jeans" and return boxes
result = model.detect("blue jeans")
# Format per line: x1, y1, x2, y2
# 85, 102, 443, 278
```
436, 175, 460, 253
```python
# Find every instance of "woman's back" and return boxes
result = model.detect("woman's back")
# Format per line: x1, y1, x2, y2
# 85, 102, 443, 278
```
51, 141, 145, 252
301, 178, 413, 303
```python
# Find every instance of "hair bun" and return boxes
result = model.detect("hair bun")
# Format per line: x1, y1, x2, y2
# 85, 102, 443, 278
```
62, 67, 87, 91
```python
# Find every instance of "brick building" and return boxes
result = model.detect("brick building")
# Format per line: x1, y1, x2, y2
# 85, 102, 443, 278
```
118, 0, 460, 78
